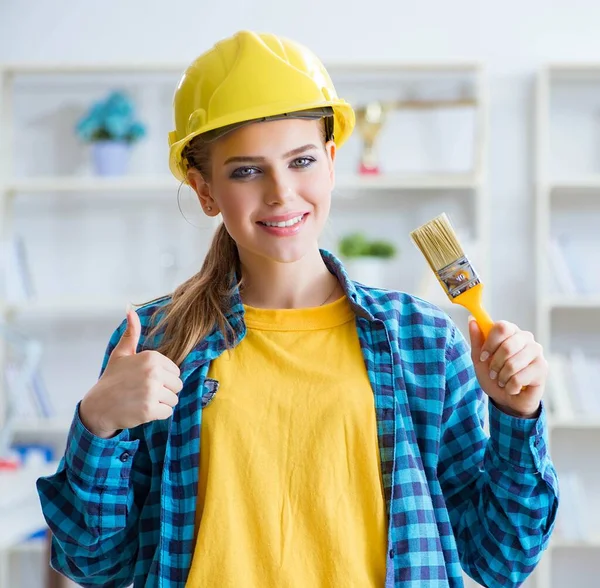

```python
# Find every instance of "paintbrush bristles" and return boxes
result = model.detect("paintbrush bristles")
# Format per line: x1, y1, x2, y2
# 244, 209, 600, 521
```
410, 213, 465, 272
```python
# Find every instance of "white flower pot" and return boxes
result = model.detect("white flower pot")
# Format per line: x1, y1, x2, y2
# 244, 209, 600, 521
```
91, 140, 131, 176
343, 257, 391, 288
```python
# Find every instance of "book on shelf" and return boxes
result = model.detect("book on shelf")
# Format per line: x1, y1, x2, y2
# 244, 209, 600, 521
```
548, 233, 600, 295
546, 351, 600, 420
1, 328, 50, 420
569, 348, 600, 415
546, 353, 575, 420
0, 323, 50, 456
547, 237, 578, 295
4, 363, 53, 419
0, 234, 35, 303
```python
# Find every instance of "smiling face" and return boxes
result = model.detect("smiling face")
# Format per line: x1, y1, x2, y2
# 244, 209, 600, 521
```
187, 117, 336, 268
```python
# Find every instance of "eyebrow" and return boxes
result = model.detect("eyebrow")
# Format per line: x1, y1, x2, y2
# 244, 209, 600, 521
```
223, 143, 318, 165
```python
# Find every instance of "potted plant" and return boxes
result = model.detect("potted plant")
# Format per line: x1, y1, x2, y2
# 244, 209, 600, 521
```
75, 91, 146, 176
339, 232, 397, 288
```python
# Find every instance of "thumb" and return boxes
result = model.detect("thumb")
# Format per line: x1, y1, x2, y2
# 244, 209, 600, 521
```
111, 305, 141, 359
468, 315, 485, 361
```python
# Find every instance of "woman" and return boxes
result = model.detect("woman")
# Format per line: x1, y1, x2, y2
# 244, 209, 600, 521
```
37, 30, 558, 588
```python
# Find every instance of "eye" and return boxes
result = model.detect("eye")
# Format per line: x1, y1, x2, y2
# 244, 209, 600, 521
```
290, 156, 316, 169
230, 166, 261, 179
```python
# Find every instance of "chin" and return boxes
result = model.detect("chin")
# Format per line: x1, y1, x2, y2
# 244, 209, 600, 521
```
240, 238, 318, 266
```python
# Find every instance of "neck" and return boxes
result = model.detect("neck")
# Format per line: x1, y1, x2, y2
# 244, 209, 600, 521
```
238, 248, 342, 309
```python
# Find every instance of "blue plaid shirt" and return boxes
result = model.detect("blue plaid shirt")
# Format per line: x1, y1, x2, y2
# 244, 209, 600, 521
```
37, 250, 558, 588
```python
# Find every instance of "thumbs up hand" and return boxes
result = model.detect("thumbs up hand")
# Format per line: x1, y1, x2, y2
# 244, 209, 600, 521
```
79, 307, 183, 439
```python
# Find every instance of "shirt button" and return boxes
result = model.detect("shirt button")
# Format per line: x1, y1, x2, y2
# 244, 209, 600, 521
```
119, 451, 131, 463
389, 549, 394, 559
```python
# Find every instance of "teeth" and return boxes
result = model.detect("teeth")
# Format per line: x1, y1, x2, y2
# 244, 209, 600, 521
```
262, 215, 304, 228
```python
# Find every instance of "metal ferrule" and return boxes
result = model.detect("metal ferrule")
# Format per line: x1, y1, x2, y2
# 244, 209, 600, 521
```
437, 255, 481, 299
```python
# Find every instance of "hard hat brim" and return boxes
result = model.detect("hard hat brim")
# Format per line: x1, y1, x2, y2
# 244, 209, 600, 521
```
169, 100, 355, 184
199, 107, 334, 143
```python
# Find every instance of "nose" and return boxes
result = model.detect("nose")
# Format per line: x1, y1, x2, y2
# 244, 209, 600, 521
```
264, 170, 295, 206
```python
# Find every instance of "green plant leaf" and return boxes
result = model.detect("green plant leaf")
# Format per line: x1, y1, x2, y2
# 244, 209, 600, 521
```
339, 232, 397, 258
367, 241, 397, 258
339, 233, 369, 257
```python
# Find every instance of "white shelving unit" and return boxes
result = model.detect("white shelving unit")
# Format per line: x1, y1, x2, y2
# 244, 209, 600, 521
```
0, 60, 489, 586
534, 64, 600, 588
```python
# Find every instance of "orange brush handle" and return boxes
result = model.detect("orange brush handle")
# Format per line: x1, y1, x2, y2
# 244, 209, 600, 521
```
453, 284, 527, 391
452, 283, 494, 339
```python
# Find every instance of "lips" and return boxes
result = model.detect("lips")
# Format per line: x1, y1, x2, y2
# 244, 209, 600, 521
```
257, 212, 309, 227
256, 213, 309, 236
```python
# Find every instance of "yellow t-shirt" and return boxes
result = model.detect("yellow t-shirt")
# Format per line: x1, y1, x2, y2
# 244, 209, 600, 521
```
186, 296, 387, 588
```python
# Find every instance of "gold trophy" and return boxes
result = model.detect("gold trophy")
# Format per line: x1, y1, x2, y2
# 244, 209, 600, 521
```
355, 101, 388, 175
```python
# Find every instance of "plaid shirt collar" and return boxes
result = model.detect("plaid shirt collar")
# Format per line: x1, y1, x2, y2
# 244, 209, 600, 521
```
178, 249, 377, 384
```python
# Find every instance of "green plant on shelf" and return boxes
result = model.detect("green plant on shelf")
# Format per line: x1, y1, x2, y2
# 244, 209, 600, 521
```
339, 232, 397, 259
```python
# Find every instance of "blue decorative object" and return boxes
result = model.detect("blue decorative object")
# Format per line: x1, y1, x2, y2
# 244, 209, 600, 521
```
76, 90, 146, 176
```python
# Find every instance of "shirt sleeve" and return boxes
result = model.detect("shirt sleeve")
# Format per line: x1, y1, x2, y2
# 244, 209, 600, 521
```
36, 319, 152, 588
437, 324, 559, 587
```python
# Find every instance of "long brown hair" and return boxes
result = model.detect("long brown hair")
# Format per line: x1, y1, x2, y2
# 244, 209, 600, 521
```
146, 115, 333, 365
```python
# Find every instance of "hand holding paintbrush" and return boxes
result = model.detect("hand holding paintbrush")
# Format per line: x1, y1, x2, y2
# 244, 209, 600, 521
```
410, 213, 548, 419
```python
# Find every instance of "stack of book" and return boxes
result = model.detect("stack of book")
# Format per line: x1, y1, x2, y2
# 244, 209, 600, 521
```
545, 352, 600, 420
0, 236, 53, 442
548, 234, 600, 295
0, 235, 35, 304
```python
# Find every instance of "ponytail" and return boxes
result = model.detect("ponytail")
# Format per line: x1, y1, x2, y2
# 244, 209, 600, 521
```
146, 222, 241, 365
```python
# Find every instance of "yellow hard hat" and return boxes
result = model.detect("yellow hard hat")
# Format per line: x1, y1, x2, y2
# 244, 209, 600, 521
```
168, 30, 355, 183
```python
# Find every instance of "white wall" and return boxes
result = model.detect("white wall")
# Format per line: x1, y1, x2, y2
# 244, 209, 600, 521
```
2, 0, 600, 328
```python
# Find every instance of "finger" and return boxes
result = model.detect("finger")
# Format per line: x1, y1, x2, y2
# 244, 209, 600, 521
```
496, 343, 540, 388
480, 321, 518, 361
488, 332, 532, 378
468, 316, 485, 363
503, 358, 546, 395
152, 403, 174, 421
158, 387, 180, 408
110, 307, 142, 360
140, 350, 181, 377
161, 371, 184, 395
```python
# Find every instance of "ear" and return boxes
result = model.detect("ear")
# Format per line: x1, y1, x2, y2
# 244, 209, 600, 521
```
325, 140, 336, 190
187, 169, 220, 216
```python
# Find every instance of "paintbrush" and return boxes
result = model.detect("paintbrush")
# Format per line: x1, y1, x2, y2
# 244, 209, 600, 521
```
410, 212, 494, 338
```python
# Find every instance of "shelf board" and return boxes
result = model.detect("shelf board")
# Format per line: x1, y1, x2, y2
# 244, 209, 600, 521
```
3, 175, 180, 194
547, 63, 600, 81
2, 63, 186, 75
335, 173, 479, 192
3, 296, 164, 319
1, 173, 480, 196
549, 417, 600, 429
546, 296, 600, 310
550, 537, 600, 549
12, 417, 72, 435
550, 177, 600, 194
